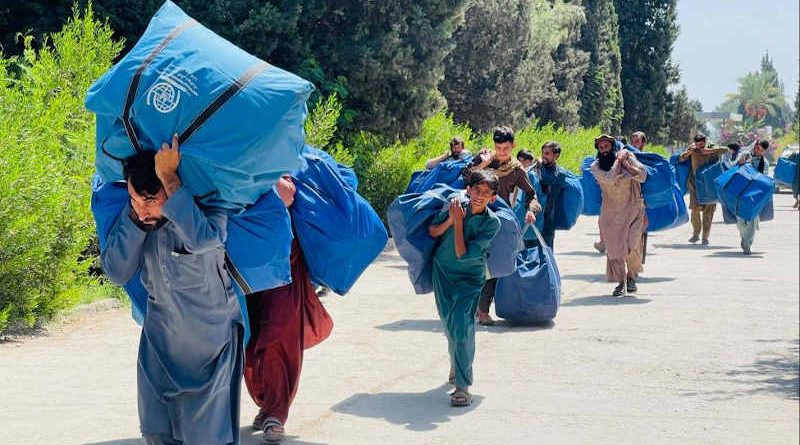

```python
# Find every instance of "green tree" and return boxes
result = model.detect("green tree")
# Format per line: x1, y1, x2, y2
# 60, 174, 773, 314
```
615, 0, 679, 141
577, 0, 624, 133
665, 86, 702, 147
440, 0, 544, 132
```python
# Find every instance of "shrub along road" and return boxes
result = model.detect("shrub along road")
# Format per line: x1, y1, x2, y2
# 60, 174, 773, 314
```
1, 193, 798, 445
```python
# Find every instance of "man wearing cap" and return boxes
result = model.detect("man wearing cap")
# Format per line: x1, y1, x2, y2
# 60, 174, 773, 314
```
590, 134, 648, 297
425, 136, 472, 169
679, 133, 729, 244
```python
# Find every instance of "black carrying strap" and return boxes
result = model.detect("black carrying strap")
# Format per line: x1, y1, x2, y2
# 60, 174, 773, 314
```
179, 61, 270, 144
123, 19, 198, 152
224, 252, 252, 295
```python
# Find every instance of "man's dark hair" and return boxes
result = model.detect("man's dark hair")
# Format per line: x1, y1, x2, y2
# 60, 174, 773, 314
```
616, 135, 628, 146
123, 151, 162, 196
450, 136, 465, 148
492, 126, 515, 144
467, 170, 499, 194
757, 139, 770, 150
541, 141, 562, 156
632, 131, 647, 143
516, 148, 535, 162
727, 142, 741, 152
693, 133, 707, 142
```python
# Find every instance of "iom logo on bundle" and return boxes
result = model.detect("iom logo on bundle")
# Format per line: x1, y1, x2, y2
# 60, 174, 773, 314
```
147, 65, 199, 114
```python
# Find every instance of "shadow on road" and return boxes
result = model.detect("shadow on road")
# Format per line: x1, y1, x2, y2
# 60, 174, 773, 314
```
376, 319, 443, 333
653, 243, 734, 250
682, 339, 799, 402
331, 384, 480, 431
561, 273, 675, 284
557, 250, 605, 257
85, 440, 143, 445
240, 428, 327, 445
703, 251, 764, 258
562, 295, 652, 306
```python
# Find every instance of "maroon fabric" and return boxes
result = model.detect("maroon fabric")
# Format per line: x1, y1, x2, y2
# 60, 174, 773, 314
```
243, 240, 333, 423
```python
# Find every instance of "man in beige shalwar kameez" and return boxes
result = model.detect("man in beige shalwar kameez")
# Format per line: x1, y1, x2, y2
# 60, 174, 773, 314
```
590, 135, 648, 297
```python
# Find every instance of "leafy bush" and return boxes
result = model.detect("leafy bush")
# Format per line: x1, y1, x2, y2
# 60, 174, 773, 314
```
0, 5, 123, 331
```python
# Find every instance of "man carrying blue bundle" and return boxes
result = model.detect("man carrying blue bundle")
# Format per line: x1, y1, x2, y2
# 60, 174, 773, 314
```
734, 139, 770, 254
532, 141, 568, 249
679, 133, 729, 245
101, 135, 245, 445
591, 134, 648, 297
425, 136, 472, 169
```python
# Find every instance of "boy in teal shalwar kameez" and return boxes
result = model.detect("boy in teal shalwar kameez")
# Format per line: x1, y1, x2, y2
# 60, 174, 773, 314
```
428, 170, 501, 407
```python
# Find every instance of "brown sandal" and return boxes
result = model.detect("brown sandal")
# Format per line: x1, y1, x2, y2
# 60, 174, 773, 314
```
450, 388, 472, 407
262, 417, 285, 444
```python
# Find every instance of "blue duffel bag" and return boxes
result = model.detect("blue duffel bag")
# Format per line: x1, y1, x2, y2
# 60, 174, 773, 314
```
670, 152, 691, 195
695, 161, 725, 204
714, 164, 776, 222
387, 185, 461, 294
513, 170, 546, 239
554, 171, 584, 230
580, 156, 601, 216
495, 224, 561, 324
291, 152, 388, 295
487, 198, 524, 279
774, 156, 798, 186
86, 1, 314, 212
405, 157, 472, 194
91, 177, 150, 325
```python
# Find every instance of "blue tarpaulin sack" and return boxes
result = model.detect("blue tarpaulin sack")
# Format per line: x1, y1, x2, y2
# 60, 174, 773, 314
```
91, 177, 150, 325
487, 198, 524, 278
304, 145, 358, 190
774, 156, 798, 186
695, 161, 725, 205
513, 170, 546, 239
636, 152, 675, 208
554, 171, 584, 230
670, 152, 691, 195
714, 164, 775, 222
646, 184, 689, 231
290, 152, 388, 295
494, 224, 561, 324
405, 157, 472, 194
580, 156, 601, 216
86, 1, 313, 212
387, 185, 461, 294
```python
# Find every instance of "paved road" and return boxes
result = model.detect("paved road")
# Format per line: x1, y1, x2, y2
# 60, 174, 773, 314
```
2, 193, 798, 445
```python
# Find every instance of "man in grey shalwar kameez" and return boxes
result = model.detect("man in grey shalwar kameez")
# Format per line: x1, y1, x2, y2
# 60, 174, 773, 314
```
101, 136, 244, 445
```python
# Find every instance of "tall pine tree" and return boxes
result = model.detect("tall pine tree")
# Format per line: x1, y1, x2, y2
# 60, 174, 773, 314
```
577, 0, 623, 133
615, 0, 679, 141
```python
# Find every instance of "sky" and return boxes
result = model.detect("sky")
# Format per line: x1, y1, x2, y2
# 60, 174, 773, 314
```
672, 0, 799, 112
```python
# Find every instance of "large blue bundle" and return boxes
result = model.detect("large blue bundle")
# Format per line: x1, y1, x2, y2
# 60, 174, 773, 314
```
486, 198, 524, 278
305, 145, 358, 190
695, 161, 725, 204
224, 190, 293, 295
387, 185, 461, 294
91, 177, 150, 325
290, 153, 388, 295
86, 1, 314, 211
759, 197, 774, 221
670, 152, 691, 195
714, 164, 776, 222
636, 152, 675, 208
554, 171, 584, 230
580, 157, 601, 216
645, 184, 689, 232
405, 157, 472, 194
495, 225, 561, 324
513, 170, 546, 237
774, 157, 798, 186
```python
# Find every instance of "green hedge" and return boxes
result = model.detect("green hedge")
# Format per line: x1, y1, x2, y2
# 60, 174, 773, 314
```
0, 6, 123, 331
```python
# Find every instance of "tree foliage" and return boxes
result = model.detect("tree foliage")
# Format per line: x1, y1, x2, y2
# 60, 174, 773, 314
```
577, 0, 624, 133
665, 86, 702, 147
615, 0, 679, 141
